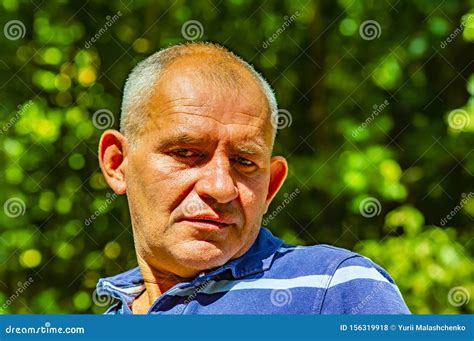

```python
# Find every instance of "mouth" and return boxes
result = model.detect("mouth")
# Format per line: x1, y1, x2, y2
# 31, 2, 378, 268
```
177, 214, 234, 232
182, 218, 229, 227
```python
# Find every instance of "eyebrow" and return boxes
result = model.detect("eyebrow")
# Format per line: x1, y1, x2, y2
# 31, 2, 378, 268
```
156, 133, 208, 150
157, 132, 267, 155
233, 142, 265, 155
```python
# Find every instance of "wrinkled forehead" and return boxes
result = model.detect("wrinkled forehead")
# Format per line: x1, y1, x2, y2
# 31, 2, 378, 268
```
141, 57, 274, 148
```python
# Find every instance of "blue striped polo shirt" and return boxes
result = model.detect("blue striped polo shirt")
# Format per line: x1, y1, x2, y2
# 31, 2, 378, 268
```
96, 227, 410, 314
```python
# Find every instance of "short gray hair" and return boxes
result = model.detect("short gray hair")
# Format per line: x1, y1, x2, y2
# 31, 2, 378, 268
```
120, 42, 278, 146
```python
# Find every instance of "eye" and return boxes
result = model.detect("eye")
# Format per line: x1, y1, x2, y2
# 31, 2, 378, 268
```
172, 149, 199, 158
231, 156, 255, 167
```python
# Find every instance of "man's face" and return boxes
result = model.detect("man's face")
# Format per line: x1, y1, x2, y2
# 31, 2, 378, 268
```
109, 57, 285, 278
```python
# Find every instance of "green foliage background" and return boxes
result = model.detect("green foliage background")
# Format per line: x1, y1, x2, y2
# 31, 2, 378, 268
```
0, 0, 473, 314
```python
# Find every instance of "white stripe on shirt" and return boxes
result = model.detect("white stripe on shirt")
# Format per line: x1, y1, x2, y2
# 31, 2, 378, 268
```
171, 266, 397, 297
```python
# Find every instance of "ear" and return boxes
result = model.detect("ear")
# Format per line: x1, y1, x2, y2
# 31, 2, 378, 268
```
264, 156, 288, 212
98, 129, 128, 195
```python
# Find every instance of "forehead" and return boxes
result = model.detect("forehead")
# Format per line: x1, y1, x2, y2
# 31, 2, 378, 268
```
142, 57, 274, 149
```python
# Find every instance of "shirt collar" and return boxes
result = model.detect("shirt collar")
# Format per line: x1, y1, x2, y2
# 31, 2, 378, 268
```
96, 227, 283, 302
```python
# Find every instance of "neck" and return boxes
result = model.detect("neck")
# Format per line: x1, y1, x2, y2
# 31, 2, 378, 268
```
134, 253, 196, 313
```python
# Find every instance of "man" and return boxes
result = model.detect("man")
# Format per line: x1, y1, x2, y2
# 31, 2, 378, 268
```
96, 42, 410, 314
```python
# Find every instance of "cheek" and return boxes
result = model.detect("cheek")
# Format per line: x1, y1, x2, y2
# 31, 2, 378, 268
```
128, 155, 186, 213
148, 159, 203, 210
237, 176, 269, 222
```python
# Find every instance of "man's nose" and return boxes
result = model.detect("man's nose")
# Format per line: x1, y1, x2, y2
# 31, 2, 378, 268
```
195, 156, 238, 204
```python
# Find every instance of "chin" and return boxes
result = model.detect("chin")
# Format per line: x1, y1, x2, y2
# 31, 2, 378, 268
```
176, 239, 232, 272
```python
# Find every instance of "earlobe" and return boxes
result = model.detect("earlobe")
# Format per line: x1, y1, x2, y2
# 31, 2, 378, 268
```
98, 130, 128, 195
265, 156, 288, 209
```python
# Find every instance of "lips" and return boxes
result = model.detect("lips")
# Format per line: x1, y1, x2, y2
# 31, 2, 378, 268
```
182, 218, 228, 227
177, 213, 235, 229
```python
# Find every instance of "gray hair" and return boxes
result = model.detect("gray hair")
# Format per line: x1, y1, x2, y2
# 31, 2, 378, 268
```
120, 42, 278, 147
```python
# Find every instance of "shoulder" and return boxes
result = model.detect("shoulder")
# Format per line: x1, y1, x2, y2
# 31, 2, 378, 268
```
271, 243, 363, 277
273, 242, 394, 277
276, 243, 361, 260
320, 252, 410, 313
270, 243, 410, 314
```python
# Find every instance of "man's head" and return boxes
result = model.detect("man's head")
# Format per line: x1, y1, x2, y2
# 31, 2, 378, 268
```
99, 42, 288, 278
